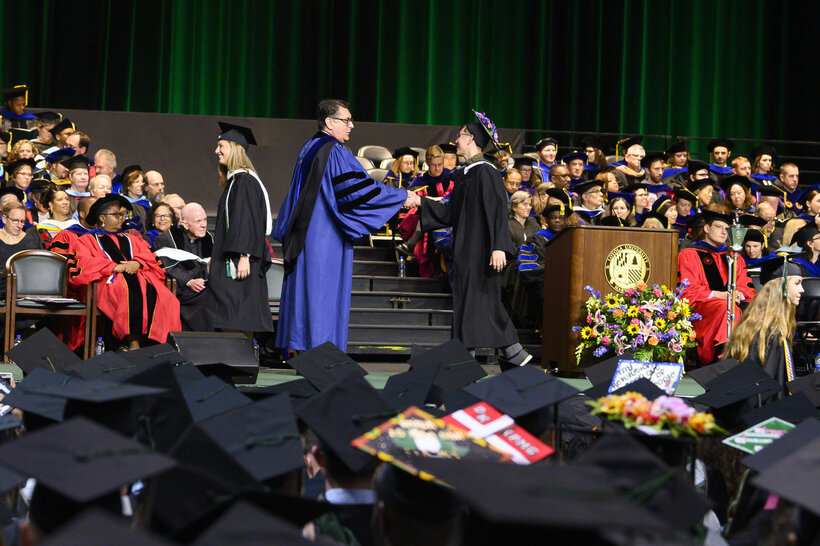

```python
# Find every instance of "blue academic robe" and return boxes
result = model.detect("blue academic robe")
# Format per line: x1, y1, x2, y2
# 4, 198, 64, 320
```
536, 161, 553, 181
793, 256, 820, 277
662, 167, 687, 180
273, 133, 406, 351
709, 164, 733, 176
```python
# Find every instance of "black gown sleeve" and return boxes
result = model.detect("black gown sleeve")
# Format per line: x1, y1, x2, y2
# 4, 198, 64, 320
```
478, 167, 516, 256
222, 173, 268, 259
419, 197, 453, 232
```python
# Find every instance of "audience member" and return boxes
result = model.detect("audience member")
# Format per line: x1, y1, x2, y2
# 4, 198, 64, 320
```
94, 149, 119, 191
0, 85, 36, 130
144, 170, 166, 205
720, 175, 754, 216
31, 111, 60, 152
535, 137, 558, 180
562, 149, 588, 185
612, 144, 647, 188
87, 174, 113, 198
707, 138, 735, 182
582, 135, 609, 174
163, 193, 185, 220
750, 144, 777, 184
0, 202, 42, 298
48, 118, 75, 149
143, 202, 176, 249
5, 158, 35, 198
383, 147, 420, 189
731, 156, 751, 178
65, 130, 90, 157
571, 179, 605, 224
121, 165, 151, 231
36, 188, 78, 244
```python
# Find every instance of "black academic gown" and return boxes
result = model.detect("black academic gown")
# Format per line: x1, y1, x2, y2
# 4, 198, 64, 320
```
207, 172, 274, 332
420, 159, 519, 348
155, 226, 214, 331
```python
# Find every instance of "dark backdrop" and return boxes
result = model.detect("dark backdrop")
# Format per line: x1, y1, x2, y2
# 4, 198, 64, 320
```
2, 0, 819, 143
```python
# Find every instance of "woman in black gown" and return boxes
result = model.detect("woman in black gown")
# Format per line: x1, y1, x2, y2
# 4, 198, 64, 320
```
206, 122, 273, 334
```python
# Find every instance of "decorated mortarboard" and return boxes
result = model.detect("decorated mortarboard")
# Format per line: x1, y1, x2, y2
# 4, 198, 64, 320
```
437, 142, 457, 154
467, 109, 501, 151
692, 361, 783, 428
512, 155, 535, 169
574, 431, 711, 532
0, 416, 176, 503
561, 149, 587, 164
572, 179, 604, 196
664, 140, 688, 156
545, 187, 571, 204
217, 122, 256, 150
535, 137, 558, 151
45, 146, 75, 164
641, 152, 665, 168
742, 418, 820, 474
34, 111, 61, 124
63, 154, 90, 171
749, 144, 777, 161
286, 341, 366, 391
180, 375, 252, 423
719, 174, 751, 194
48, 117, 75, 136
584, 353, 635, 386
192, 501, 314, 546
41, 508, 173, 546
787, 373, 820, 407
408, 339, 487, 406
581, 135, 608, 153
700, 208, 734, 226
686, 160, 710, 178
751, 434, 820, 517
1, 85, 27, 102
393, 146, 419, 159
3, 157, 35, 175
739, 392, 820, 426
9, 127, 38, 142
380, 358, 441, 411
706, 138, 735, 152
6, 327, 82, 375
296, 372, 396, 473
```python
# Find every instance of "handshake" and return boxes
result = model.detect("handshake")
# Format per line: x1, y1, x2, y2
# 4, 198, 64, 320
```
403, 190, 422, 209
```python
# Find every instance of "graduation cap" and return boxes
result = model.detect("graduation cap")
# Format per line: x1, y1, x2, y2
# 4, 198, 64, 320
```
464, 366, 578, 418
34, 110, 61, 124
582, 377, 667, 401
686, 160, 710, 178
641, 152, 665, 168
63, 154, 90, 172
572, 179, 604, 196
685, 358, 740, 389
561, 149, 587, 164
438, 143, 457, 155
296, 372, 396, 473
581, 135, 608, 154
535, 137, 558, 151
408, 339, 487, 406
1, 85, 27, 102
0, 131, 9, 144
707, 138, 735, 152
664, 140, 688, 156
574, 431, 711, 532
380, 359, 440, 411
791, 223, 819, 248
750, 144, 777, 161
29, 178, 57, 195
545, 187, 571, 205
673, 188, 698, 205
541, 204, 573, 218
237, 378, 319, 404
286, 341, 366, 391
87, 194, 132, 226
759, 253, 802, 286
719, 174, 751, 194
743, 229, 765, 245
180, 375, 252, 423
3, 157, 35, 176
117, 342, 182, 367
192, 501, 314, 546
742, 418, 820, 474
375, 462, 464, 522
512, 155, 535, 169
393, 146, 419, 159
616, 136, 642, 156
6, 327, 82, 375
217, 122, 256, 150
0, 413, 21, 434
0, 416, 176, 503
0, 368, 69, 427
41, 508, 173, 546
584, 353, 635, 386
600, 214, 627, 228
466, 122, 491, 149
739, 392, 820, 426
701, 208, 734, 226
48, 117, 75, 136
120, 164, 143, 180
751, 434, 820, 517
45, 146, 75, 164
756, 184, 785, 199
738, 214, 766, 228
787, 373, 820, 407
692, 361, 783, 428
639, 211, 669, 229
606, 191, 635, 208
9, 127, 38, 142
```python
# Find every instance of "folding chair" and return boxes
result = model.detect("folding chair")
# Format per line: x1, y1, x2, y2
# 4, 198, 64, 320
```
267, 259, 284, 322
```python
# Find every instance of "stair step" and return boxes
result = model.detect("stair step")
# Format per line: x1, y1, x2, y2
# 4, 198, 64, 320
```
349, 308, 452, 326
269, 242, 394, 262
348, 324, 451, 343
351, 276, 450, 294
353, 261, 398, 276
350, 291, 453, 310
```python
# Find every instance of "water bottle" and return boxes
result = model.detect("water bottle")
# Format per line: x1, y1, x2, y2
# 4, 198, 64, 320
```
95, 337, 105, 355
13, 335, 21, 347
398, 256, 406, 278
815, 353, 820, 373
253, 340, 260, 363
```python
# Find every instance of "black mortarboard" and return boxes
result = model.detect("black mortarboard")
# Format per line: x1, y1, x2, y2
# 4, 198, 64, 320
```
512, 155, 535, 169
381, 359, 441, 411
48, 118, 75, 136
707, 138, 735, 152
664, 140, 687, 156
29, 178, 57, 195
441, 387, 482, 413
0, 416, 175, 503
545, 187, 571, 205
35, 111, 61, 124
189, 394, 303, 483
719, 174, 751, 194
673, 188, 698, 205
117, 342, 182, 367
41, 508, 173, 546
607, 191, 635, 208
6, 327, 82, 375
757, 184, 785, 198
572, 179, 604, 197
0, 187, 24, 207
438, 143, 457, 154
393, 146, 419, 159
296, 372, 395, 473
173, 362, 207, 386
738, 214, 766, 228
759, 257, 802, 286
3, 157, 35, 176
581, 136, 608, 154
64, 154, 90, 171
9, 127, 38, 142
239, 378, 319, 406
787, 373, 820, 407
740, 392, 820, 426
583, 377, 667, 401
120, 164, 143, 180
750, 144, 777, 161
375, 462, 463, 522
686, 160, 710, 178
575, 431, 711, 532
584, 353, 635, 386
641, 152, 665, 168
685, 213, 703, 232
692, 362, 783, 428
0, 368, 68, 427
701, 208, 734, 226
639, 211, 669, 229
0, 131, 8, 144
751, 435, 820, 517
466, 122, 490, 149
287, 341, 367, 391
67, 352, 143, 381
0, 413, 21, 433
792, 223, 820, 248
743, 229, 765, 244
180, 375, 252, 423
616, 136, 643, 154
599, 215, 624, 228
464, 366, 578, 419
217, 122, 256, 150
535, 137, 558, 152
192, 501, 314, 546
742, 418, 820, 474
408, 339, 487, 406
561, 149, 587, 164
87, 194, 132, 226
1, 85, 27, 101
685, 358, 740, 389
541, 204, 573, 218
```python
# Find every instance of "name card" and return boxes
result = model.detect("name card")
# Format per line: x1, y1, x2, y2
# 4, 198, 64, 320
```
609, 359, 684, 395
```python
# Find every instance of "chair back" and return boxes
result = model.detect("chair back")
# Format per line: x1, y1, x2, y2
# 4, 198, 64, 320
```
801, 277, 820, 301
355, 156, 375, 170
267, 260, 285, 303
356, 145, 392, 163
6, 250, 67, 296
367, 168, 389, 183
379, 158, 395, 169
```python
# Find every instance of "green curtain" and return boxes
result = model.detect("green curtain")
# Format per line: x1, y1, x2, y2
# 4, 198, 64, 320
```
0, 0, 814, 147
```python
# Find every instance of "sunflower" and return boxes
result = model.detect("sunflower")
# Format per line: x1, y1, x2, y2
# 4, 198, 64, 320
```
626, 324, 640, 335
627, 306, 640, 318
605, 296, 620, 309
654, 318, 667, 330
681, 306, 691, 318
580, 326, 595, 339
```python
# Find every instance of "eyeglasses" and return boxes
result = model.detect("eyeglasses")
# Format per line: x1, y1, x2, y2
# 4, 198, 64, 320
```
103, 212, 126, 219
455, 132, 472, 140
4, 218, 25, 225
154, 213, 173, 219
330, 117, 354, 125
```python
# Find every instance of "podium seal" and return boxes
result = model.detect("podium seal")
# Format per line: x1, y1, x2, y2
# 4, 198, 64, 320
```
604, 244, 651, 292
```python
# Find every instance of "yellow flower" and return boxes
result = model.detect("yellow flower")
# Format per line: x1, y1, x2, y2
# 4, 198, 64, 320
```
680, 332, 688, 343
626, 324, 640, 335
605, 296, 620, 309
681, 306, 691, 318
580, 326, 594, 340
654, 318, 667, 330
662, 286, 671, 294
627, 306, 640, 317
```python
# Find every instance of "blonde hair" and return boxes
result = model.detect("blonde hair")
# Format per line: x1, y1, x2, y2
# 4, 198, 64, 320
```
725, 279, 795, 363
217, 141, 257, 187
388, 154, 420, 181
642, 217, 664, 229
509, 190, 531, 217
8, 139, 35, 162
425, 145, 443, 163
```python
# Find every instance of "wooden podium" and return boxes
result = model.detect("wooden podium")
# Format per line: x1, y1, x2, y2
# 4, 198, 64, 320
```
541, 226, 678, 374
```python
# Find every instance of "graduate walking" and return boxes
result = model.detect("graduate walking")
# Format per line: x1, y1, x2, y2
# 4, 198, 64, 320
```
418, 112, 532, 365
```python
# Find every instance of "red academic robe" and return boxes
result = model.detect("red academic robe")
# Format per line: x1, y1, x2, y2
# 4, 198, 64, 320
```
47, 229, 85, 350
398, 178, 455, 277
677, 243, 756, 364
69, 231, 181, 343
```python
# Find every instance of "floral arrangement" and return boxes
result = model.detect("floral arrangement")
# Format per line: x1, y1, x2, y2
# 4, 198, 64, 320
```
587, 391, 725, 438
472, 109, 499, 145
572, 281, 700, 365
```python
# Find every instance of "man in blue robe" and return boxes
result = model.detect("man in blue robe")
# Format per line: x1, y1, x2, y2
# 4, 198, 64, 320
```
273, 99, 417, 352
0, 85, 37, 131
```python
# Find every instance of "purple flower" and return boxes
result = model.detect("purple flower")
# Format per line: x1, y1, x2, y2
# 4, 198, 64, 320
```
593, 346, 608, 357
691, 313, 702, 321
631, 298, 637, 305
572, 326, 581, 333
636, 335, 644, 345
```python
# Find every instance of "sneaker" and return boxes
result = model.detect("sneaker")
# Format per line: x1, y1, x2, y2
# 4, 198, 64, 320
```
507, 349, 532, 366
